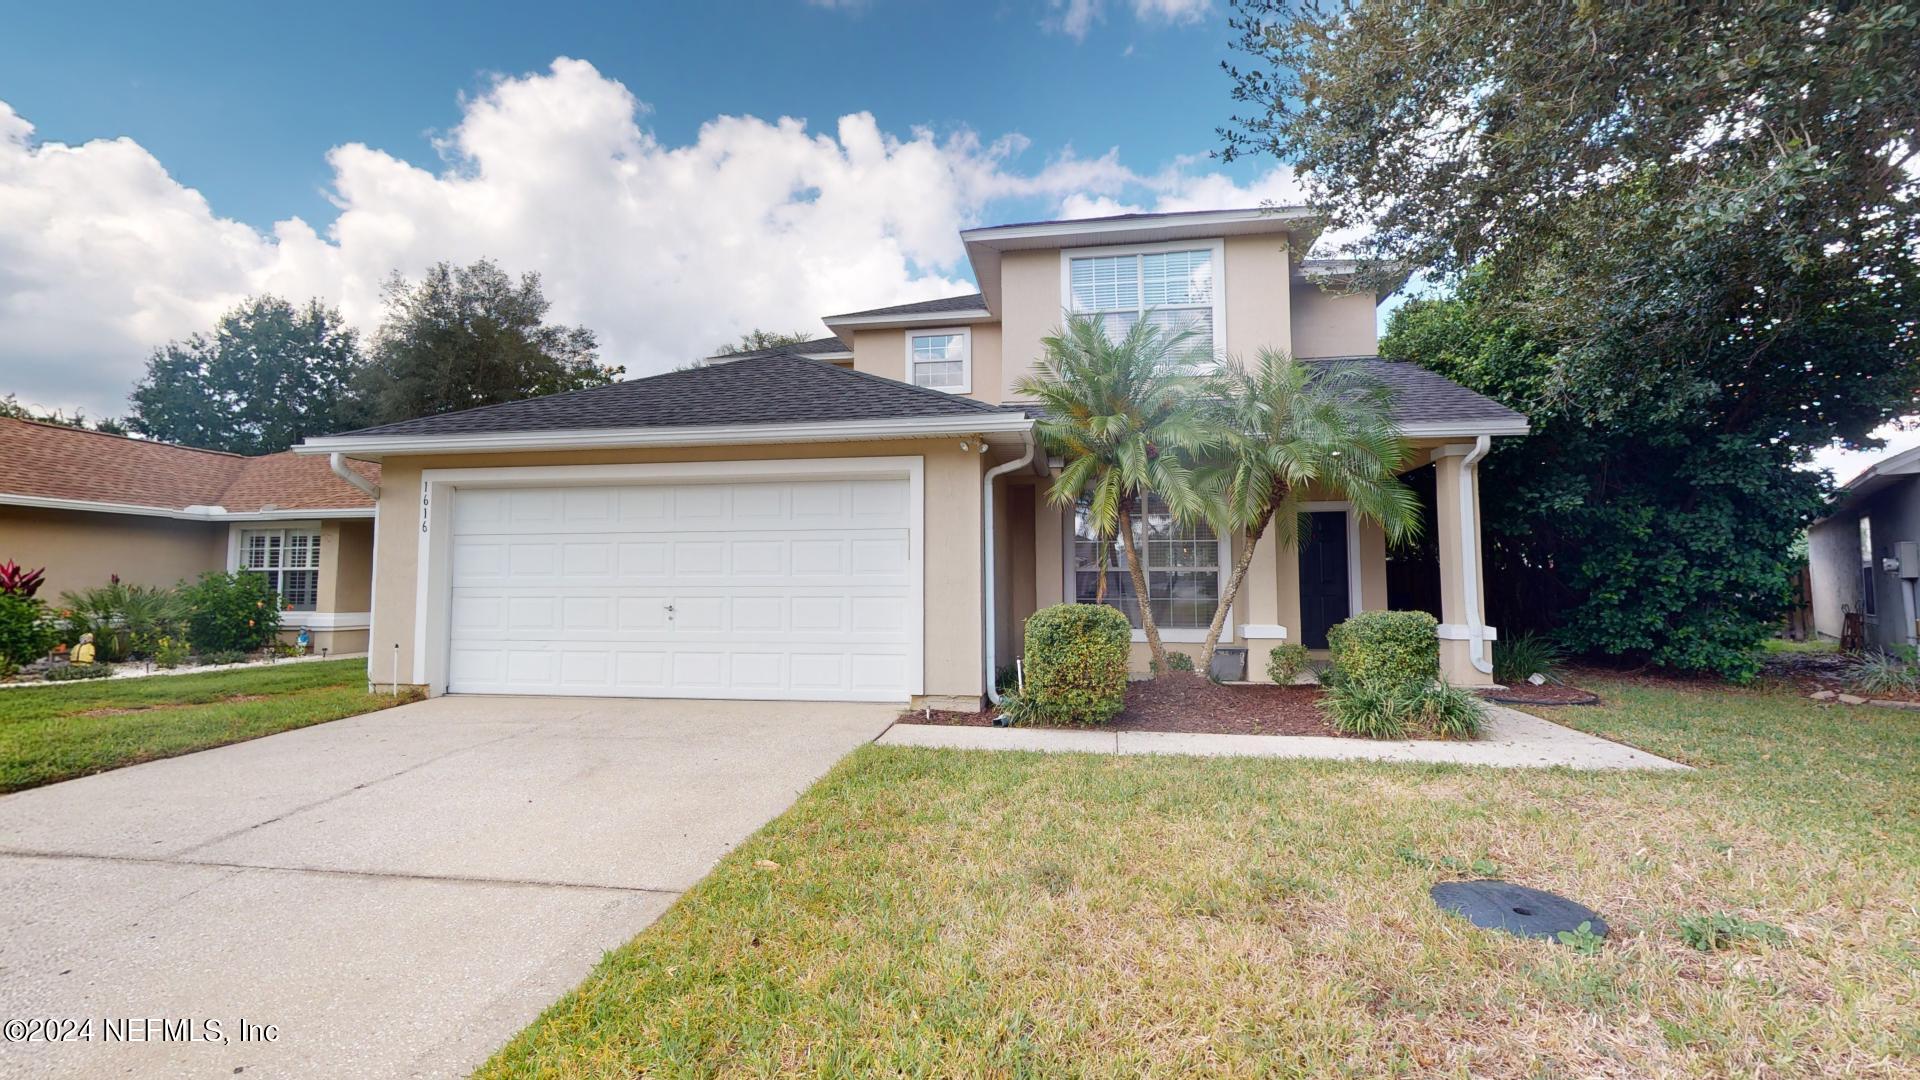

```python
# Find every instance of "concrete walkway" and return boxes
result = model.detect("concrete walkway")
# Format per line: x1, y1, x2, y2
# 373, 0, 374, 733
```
0, 695, 897, 1078
879, 703, 1689, 771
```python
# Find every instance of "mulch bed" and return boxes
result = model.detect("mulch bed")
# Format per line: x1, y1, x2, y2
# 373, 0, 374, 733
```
1481, 682, 1601, 707
902, 673, 1347, 737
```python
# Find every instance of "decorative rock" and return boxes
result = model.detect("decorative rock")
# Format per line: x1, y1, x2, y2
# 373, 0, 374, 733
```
1809, 690, 1836, 701
1868, 698, 1920, 710
1527, 673, 1547, 685
1838, 693, 1868, 705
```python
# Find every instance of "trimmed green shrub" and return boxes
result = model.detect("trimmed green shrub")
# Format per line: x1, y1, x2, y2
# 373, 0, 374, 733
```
0, 593, 59, 676
153, 635, 192, 669
1267, 643, 1308, 684
1023, 603, 1131, 726
1322, 677, 1486, 740
183, 572, 281, 654
1327, 610, 1439, 689
45, 662, 113, 681
1494, 630, 1562, 686
1158, 650, 1195, 674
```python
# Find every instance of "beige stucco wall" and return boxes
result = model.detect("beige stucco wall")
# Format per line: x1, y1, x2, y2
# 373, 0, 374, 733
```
1290, 285, 1379, 358
996, 249, 1064, 402
851, 324, 1003, 408
1221, 233, 1292, 357
367, 439, 988, 703
0, 505, 226, 597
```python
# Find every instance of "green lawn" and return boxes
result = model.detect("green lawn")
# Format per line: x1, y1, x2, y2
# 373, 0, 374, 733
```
482, 679, 1920, 1078
0, 660, 416, 793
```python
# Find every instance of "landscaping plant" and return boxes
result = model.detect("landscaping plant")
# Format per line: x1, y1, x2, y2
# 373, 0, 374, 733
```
1194, 350, 1419, 670
1266, 643, 1307, 684
1846, 647, 1919, 697
44, 663, 112, 682
0, 591, 58, 678
0, 560, 46, 598
1158, 651, 1195, 674
181, 572, 282, 654
152, 635, 192, 670
1016, 314, 1217, 673
57, 579, 188, 661
1021, 603, 1132, 726
1493, 630, 1562, 686
1326, 611, 1440, 689
1321, 611, 1483, 739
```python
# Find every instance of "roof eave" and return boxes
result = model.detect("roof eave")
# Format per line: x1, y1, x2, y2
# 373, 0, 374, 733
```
0, 493, 375, 521
295, 412, 1035, 459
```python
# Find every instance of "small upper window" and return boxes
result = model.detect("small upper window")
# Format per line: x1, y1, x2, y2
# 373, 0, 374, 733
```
908, 329, 971, 393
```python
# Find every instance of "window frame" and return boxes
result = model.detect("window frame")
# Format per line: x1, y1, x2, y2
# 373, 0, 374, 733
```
1058, 237, 1228, 364
231, 524, 323, 613
1060, 498, 1235, 643
1860, 516, 1877, 619
903, 326, 973, 394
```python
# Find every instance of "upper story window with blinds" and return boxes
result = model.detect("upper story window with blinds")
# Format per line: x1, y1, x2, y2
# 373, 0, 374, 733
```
1062, 240, 1223, 361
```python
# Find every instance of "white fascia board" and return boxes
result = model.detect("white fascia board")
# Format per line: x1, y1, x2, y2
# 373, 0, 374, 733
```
822, 309, 994, 330
1402, 418, 1532, 438
0, 494, 373, 522
296, 412, 1034, 458
960, 207, 1320, 246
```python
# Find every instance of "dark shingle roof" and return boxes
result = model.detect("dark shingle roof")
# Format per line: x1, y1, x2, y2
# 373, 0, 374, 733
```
333, 355, 1011, 439
1307, 357, 1526, 428
827, 293, 987, 320
706, 336, 848, 361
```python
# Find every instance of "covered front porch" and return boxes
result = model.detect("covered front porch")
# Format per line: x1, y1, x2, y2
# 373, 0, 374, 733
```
995, 436, 1500, 686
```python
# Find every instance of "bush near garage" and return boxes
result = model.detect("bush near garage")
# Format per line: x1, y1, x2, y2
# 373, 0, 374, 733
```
1327, 610, 1440, 689
182, 572, 282, 654
0, 593, 58, 677
1022, 604, 1132, 726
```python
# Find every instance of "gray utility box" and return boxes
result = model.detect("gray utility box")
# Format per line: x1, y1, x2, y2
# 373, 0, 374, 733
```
1209, 647, 1248, 682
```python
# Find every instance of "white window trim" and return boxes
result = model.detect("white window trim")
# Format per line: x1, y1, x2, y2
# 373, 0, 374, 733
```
412, 457, 926, 698
1058, 237, 1228, 363
904, 326, 972, 394
1058, 504, 1236, 644
227, 522, 324, 613
1302, 501, 1366, 619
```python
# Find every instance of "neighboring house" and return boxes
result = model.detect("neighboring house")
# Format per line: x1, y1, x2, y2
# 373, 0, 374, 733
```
299, 207, 1527, 707
0, 417, 380, 654
1808, 445, 1920, 651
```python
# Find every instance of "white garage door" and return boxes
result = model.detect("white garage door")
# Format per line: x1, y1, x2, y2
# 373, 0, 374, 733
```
444, 477, 915, 700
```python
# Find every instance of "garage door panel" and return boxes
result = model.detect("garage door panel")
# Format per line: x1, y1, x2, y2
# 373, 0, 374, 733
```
446, 476, 914, 700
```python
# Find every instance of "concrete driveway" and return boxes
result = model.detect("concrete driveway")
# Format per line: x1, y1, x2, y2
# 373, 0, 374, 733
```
0, 695, 896, 1078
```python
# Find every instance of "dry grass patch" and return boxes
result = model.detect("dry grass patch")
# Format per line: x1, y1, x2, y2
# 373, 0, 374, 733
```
482, 679, 1920, 1078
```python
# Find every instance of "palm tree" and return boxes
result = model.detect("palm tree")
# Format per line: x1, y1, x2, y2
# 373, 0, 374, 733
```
1195, 351, 1422, 670
1016, 314, 1217, 673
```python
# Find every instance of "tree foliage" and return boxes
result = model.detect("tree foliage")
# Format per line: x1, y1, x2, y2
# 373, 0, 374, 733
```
711, 329, 820, 357
354, 259, 623, 426
1382, 279, 1829, 680
1, 395, 127, 435
1223, 0, 1920, 436
128, 296, 363, 454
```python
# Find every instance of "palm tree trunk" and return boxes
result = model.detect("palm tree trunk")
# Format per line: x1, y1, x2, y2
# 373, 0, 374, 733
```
1199, 503, 1274, 671
1116, 501, 1167, 673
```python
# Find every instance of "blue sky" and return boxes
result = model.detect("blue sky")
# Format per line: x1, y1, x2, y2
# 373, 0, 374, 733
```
0, 0, 1260, 233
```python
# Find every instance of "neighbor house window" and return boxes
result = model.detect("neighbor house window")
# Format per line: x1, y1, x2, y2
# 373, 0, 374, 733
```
240, 528, 320, 611
1064, 242, 1221, 359
907, 328, 971, 392
1072, 493, 1223, 632
1860, 517, 1877, 617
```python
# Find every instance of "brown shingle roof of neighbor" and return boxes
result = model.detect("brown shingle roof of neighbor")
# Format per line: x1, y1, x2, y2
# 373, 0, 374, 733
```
330, 353, 1013, 440
826, 292, 988, 320
0, 417, 378, 513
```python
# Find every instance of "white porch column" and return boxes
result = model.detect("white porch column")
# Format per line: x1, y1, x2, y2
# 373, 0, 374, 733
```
1432, 439, 1497, 686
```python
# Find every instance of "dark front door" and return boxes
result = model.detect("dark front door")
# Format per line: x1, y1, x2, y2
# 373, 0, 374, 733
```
1298, 511, 1350, 649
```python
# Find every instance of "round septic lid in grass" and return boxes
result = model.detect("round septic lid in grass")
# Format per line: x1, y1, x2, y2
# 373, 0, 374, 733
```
1431, 880, 1608, 941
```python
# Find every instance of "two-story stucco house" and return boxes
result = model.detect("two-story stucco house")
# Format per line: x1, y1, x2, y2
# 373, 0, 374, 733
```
298, 208, 1527, 707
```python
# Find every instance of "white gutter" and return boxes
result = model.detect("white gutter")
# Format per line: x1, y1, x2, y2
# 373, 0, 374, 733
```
296, 413, 1033, 458
329, 453, 381, 500
982, 430, 1037, 707
1457, 435, 1494, 676
0, 493, 372, 522
822, 309, 994, 330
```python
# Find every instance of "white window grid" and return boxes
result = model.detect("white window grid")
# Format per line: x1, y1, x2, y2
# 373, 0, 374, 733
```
1067, 244, 1218, 359
240, 528, 321, 612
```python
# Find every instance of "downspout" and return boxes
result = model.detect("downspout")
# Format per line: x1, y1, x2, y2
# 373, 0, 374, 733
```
983, 429, 1037, 706
329, 453, 381, 501
1456, 436, 1494, 676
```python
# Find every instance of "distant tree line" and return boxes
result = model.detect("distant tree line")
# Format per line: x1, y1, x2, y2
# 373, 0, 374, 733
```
121, 259, 623, 455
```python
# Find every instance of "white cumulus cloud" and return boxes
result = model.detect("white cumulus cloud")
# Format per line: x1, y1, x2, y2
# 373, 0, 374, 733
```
0, 57, 1290, 419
